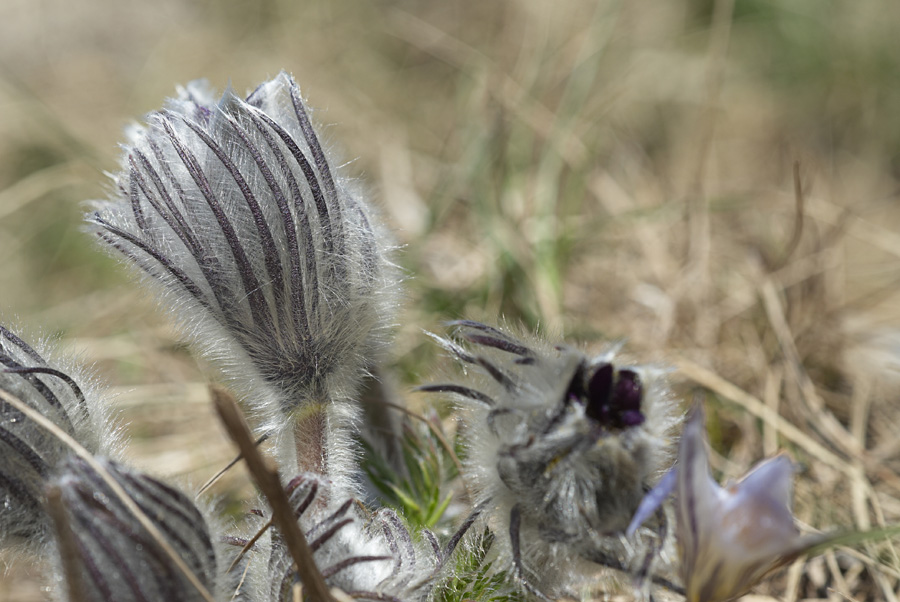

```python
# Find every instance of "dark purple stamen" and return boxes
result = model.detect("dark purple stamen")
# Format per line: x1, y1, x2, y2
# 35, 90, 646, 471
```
613, 370, 642, 412
579, 364, 645, 429
620, 410, 646, 427
585, 363, 613, 423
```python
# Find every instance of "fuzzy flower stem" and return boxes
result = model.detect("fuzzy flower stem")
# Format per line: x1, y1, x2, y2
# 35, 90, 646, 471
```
210, 385, 336, 602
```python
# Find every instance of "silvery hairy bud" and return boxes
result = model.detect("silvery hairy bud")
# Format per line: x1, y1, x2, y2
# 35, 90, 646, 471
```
86, 72, 400, 480
50, 455, 219, 602
0, 324, 113, 543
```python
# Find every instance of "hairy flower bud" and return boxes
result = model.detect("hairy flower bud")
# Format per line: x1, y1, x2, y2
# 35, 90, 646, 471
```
237, 473, 439, 602
51, 456, 218, 602
86, 72, 400, 479
0, 325, 113, 542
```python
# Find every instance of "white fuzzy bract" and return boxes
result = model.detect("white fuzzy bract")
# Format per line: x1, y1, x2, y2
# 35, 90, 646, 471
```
52, 456, 220, 602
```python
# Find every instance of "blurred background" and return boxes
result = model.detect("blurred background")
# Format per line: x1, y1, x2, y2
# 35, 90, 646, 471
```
2, 0, 900, 599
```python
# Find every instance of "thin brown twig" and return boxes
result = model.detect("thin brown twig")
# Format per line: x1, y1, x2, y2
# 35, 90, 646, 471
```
836, 271, 900, 315
0, 389, 216, 602
227, 517, 274, 573
850, 377, 873, 532
824, 550, 852, 599
790, 161, 806, 256
672, 356, 855, 477
784, 558, 804, 602
209, 385, 335, 602
806, 194, 900, 259
770, 160, 806, 271
45, 485, 88, 602
197, 431, 270, 498
229, 557, 254, 602
848, 376, 900, 568
762, 364, 783, 457
760, 278, 864, 458
874, 570, 900, 602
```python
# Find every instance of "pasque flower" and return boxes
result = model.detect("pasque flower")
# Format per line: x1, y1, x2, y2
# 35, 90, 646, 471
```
0, 324, 224, 601
628, 405, 827, 602
3, 67, 874, 602
87, 72, 400, 482
81, 73, 441, 601
51, 456, 219, 602
421, 321, 680, 598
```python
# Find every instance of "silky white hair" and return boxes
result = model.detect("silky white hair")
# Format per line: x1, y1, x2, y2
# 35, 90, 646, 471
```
0, 322, 434, 602
0, 324, 238, 602
50, 455, 222, 602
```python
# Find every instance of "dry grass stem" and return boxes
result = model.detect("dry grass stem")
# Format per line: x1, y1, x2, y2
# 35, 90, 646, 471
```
760, 278, 863, 457
824, 550, 851, 598
874, 571, 900, 602
227, 518, 274, 573
762, 364, 783, 457
785, 559, 804, 602
850, 377, 874, 532
229, 560, 254, 602
386, 10, 589, 168
3, 3, 900, 598
371, 397, 464, 476
44, 485, 87, 602
197, 431, 270, 498
784, 161, 806, 268
673, 356, 854, 476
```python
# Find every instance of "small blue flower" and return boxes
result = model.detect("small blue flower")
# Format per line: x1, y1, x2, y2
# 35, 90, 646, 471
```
629, 405, 826, 602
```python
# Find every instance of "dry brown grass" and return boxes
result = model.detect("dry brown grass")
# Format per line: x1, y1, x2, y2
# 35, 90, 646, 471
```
2, 0, 900, 599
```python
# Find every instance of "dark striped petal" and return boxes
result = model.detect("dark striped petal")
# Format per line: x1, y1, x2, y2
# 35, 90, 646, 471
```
51, 456, 218, 602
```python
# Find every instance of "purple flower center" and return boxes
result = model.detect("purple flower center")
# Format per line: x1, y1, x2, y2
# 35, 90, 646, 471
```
568, 362, 645, 429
